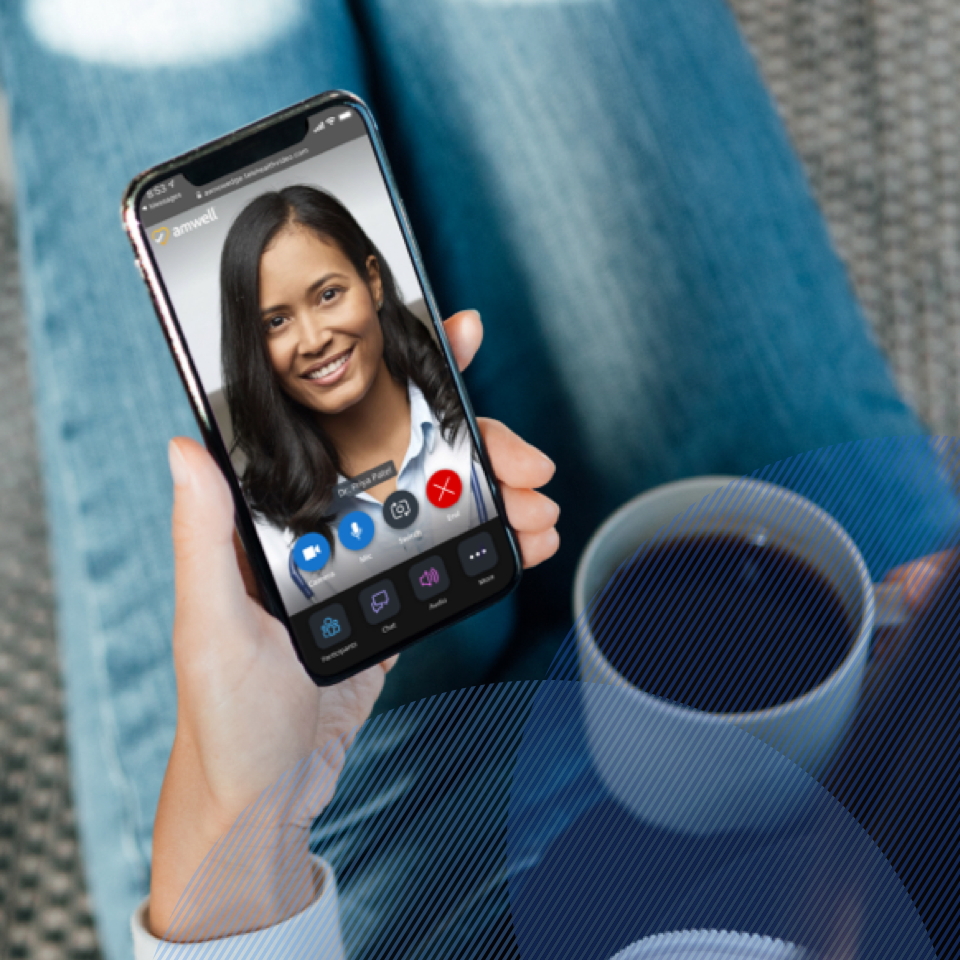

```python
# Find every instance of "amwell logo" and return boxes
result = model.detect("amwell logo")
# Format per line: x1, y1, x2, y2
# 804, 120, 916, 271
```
151, 226, 170, 245
161, 206, 219, 241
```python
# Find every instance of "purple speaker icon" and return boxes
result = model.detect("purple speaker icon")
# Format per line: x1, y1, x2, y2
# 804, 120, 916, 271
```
409, 556, 450, 601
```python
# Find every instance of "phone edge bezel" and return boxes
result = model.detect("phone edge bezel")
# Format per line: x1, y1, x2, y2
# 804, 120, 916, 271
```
121, 89, 523, 686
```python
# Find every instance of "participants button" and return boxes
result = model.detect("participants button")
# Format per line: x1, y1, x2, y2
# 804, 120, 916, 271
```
383, 490, 419, 530
426, 469, 462, 509
408, 556, 451, 602
359, 578, 401, 625
338, 511, 375, 551
458, 532, 498, 577
292, 532, 330, 572
308, 603, 351, 649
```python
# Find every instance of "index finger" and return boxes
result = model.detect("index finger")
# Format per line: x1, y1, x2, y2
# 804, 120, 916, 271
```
884, 550, 954, 611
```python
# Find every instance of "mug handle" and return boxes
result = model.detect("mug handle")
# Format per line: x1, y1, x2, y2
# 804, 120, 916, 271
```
874, 581, 907, 629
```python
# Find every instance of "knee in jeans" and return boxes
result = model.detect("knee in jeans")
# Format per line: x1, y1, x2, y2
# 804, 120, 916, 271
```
25, 0, 305, 67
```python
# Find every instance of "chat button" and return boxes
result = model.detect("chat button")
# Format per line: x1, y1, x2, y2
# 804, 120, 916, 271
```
359, 578, 401, 625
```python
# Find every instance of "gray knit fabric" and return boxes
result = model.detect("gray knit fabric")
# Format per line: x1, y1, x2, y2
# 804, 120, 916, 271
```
0, 197, 101, 957
732, 0, 960, 437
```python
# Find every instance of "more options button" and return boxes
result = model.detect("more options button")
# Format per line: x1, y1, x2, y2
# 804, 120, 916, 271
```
457, 532, 498, 577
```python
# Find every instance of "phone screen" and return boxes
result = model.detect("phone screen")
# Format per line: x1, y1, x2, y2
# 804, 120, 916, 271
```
133, 99, 517, 680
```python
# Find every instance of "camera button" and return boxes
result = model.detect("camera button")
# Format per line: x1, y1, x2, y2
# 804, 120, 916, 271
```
293, 532, 331, 571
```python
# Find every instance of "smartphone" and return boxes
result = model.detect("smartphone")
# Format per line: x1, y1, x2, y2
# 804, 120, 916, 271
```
122, 91, 521, 685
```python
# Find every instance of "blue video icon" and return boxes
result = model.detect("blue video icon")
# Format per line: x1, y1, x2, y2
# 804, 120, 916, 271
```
293, 532, 330, 572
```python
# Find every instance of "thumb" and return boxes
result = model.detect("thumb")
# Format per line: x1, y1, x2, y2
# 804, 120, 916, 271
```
170, 437, 247, 622
443, 310, 483, 372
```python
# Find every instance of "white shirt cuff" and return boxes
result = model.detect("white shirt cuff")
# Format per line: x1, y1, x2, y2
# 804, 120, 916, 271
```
131, 855, 345, 959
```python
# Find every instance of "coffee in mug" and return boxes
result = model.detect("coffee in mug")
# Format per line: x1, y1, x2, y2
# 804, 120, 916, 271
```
588, 532, 858, 714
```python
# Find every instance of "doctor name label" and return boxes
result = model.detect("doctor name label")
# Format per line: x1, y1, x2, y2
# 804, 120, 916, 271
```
335, 460, 397, 500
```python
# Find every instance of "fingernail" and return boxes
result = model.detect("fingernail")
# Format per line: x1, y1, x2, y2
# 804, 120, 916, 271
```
168, 440, 191, 487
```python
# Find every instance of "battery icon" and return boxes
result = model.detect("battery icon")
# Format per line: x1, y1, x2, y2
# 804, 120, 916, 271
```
339, 111, 351, 121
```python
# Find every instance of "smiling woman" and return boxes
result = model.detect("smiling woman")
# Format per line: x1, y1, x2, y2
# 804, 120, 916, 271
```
258, 226, 389, 423
219, 186, 482, 608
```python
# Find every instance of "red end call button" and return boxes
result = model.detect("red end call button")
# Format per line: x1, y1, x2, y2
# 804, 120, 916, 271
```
426, 469, 463, 509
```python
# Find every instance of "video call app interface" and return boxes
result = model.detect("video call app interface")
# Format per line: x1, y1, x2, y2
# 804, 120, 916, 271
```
141, 105, 510, 673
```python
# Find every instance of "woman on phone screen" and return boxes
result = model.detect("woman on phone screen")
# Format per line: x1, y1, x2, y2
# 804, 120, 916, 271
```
220, 185, 496, 612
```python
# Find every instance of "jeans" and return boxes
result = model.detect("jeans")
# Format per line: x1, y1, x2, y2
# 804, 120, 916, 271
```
0, 1, 956, 958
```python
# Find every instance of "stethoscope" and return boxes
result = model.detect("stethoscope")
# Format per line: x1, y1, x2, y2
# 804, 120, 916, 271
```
291, 463, 487, 601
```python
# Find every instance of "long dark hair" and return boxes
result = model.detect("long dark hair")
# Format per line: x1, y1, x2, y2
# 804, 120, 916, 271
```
220, 185, 463, 542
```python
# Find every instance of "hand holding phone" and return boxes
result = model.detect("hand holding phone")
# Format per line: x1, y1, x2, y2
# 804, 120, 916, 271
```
149, 311, 558, 941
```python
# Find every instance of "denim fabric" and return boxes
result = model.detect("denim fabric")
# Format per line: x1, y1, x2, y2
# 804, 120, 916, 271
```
0, 0, 956, 957
356, 0, 959, 622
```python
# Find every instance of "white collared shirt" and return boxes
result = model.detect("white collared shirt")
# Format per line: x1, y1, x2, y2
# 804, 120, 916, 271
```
256, 381, 497, 615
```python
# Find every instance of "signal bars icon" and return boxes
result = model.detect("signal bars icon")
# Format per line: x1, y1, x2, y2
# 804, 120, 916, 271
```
313, 110, 351, 133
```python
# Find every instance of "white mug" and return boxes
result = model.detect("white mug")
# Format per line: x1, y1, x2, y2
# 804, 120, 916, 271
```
608, 930, 805, 960
573, 476, 904, 835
